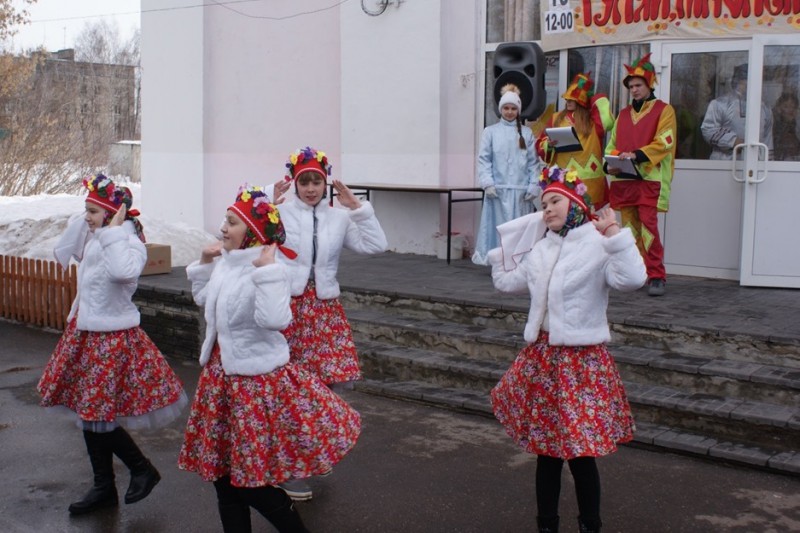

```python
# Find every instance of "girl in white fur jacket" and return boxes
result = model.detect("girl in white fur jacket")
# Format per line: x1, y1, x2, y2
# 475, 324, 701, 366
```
178, 185, 361, 533
277, 147, 388, 386
38, 175, 186, 516
488, 166, 646, 533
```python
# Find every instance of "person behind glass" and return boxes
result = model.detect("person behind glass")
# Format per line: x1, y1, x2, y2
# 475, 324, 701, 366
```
772, 92, 800, 161
536, 72, 615, 209
700, 63, 773, 160
605, 53, 677, 297
472, 83, 542, 265
487, 166, 646, 533
178, 184, 362, 532
38, 174, 187, 515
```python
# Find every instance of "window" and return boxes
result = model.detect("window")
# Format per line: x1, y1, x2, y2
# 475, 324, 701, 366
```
486, 0, 541, 42
483, 1, 650, 137
565, 45, 650, 118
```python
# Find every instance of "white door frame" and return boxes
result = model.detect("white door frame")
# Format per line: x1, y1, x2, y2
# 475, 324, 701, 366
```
656, 39, 750, 281
739, 35, 800, 288
656, 37, 800, 288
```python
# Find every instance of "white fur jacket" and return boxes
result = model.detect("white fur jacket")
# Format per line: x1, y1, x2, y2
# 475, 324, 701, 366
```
186, 247, 293, 376
489, 223, 647, 346
277, 198, 388, 299
67, 221, 147, 332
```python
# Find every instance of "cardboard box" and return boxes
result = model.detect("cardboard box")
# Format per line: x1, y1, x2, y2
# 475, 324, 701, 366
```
142, 243, 172, 276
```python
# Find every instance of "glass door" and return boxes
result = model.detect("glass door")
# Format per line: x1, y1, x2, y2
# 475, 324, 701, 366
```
659, 37, 800, 288
658, 41, 750, 281
739, 36, 800, 288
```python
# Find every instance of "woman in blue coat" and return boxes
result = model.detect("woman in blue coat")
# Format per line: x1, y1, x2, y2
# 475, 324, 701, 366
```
472, 83, 543, 265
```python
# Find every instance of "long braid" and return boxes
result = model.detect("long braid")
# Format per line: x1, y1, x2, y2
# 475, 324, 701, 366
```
516, 115, 526, 149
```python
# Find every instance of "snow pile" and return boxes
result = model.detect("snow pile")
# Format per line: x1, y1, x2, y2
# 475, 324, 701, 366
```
0, 184, 217, 267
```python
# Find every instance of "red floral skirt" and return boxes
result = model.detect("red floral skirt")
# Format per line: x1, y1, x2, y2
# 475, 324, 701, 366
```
178, 345, 362, 487
491, 331, 635, 459
281, 281, 361, 384
37, 318, 186, 428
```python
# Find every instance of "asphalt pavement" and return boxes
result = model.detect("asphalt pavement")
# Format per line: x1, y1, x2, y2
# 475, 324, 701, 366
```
1, 319, 799, 533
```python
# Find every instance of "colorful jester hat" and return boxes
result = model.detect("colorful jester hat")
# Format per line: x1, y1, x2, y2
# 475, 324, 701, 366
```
623, 53, 657, 89
285, 146, 332, 180
538, 165, 594, 217
228, 184, 297, 258
562, 72, 595, 109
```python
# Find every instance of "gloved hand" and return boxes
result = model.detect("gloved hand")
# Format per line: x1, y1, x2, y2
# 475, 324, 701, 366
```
523, 184, 540, 202
484, 186, 498, 199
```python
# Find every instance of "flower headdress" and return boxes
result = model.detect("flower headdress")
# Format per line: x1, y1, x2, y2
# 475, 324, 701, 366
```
228, 184, 297, 258
82, 174, 145, 241
538, 165, 594, 217
623, 53, 657, 89
562, 72, 595, 108
285, 146, 331, 180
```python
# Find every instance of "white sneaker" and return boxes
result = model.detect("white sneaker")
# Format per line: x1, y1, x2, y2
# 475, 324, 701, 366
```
279, 479, 313, 501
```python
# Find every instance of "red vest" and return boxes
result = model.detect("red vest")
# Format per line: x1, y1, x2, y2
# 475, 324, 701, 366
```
615, 100, 666, 152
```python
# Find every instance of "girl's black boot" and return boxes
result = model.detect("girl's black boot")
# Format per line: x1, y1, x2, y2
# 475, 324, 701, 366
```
578, 516, 602, 533
218, 502, 253, 533
68, 430, 118, 515
537, 515, 560, 533
109, 427, 161, 504
238, 485, 310, 533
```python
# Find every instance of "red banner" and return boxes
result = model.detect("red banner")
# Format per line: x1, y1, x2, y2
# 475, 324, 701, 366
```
541, 0, 800, 51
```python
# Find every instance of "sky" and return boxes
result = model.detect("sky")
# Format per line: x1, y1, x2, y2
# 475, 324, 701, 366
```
0, 184, 216, 267
8, 0, 140, 52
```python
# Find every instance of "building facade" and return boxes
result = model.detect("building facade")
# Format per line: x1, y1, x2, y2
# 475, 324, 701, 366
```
140, 0, 800, 287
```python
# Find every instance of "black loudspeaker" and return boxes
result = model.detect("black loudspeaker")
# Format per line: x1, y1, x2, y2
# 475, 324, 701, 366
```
493, 41, 546, 121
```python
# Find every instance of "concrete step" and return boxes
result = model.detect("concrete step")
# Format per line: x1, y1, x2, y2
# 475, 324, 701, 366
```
353, 378, 800, 476
341, 290, 800, 369
348, 308, 524, 363
344, 285, 800, 474
357, 339, 504, 393
341, 290, 527, 333
357, 340, 800, 451
351, 310, 800, 408
614, 344, 800, 409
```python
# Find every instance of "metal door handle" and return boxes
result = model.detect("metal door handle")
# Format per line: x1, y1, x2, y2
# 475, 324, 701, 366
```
731, 143, 745, 182
749, 142, 769, 184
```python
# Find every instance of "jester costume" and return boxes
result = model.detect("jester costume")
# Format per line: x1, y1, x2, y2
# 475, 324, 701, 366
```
536, 73, 615, 209
606, 55, 677, 282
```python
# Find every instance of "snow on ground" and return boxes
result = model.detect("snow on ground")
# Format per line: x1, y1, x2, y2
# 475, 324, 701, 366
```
0, 183, 217, 267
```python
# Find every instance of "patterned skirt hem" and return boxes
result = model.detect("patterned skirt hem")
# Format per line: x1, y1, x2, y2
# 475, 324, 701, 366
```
43, 390, 189, 431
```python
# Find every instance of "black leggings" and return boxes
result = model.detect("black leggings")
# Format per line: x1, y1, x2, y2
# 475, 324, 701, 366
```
213, 475, 291, 515
536, 455, 601, 522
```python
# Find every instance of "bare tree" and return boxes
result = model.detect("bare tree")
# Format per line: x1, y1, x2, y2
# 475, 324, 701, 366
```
0, 48, 105, 196
0, 0, 38, 100
0, 13, 140, 196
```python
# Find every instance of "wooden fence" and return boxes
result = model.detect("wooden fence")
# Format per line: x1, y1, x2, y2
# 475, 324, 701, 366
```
0, 255, 77, 330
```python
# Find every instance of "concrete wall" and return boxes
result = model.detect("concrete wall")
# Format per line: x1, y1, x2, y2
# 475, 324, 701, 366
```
141, 0, 482, 257
109, 141, 141, 182
201, 0, 342, 229
141, 0, 205, 227
340, 1, 481, 255
134, 278, 202, 361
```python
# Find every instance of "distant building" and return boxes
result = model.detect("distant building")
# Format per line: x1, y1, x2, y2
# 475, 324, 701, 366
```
0, 48, 138, 144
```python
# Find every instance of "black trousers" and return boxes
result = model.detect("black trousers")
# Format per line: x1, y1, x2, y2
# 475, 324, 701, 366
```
536, 455, 601, 523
